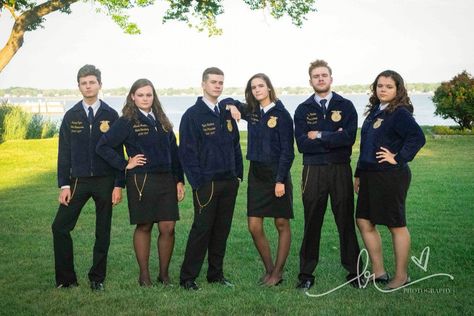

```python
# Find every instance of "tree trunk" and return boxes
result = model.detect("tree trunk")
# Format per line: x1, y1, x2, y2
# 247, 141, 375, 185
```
0, 0, 79, 73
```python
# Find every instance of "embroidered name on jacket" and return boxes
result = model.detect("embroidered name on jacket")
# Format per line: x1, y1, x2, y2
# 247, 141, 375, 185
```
133, 124, 150, 136
70, 121, 84, 133
306, 113, 318, 125
250, 113, 259, 124
202, 122, 216, 135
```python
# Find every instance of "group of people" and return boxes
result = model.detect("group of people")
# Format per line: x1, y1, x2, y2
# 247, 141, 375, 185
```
51, 60, 425, 293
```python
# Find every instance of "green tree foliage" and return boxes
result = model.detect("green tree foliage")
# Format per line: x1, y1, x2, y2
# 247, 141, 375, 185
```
0, 0, 316, 72
0, 102, 58, 142
432, 71, 474, 129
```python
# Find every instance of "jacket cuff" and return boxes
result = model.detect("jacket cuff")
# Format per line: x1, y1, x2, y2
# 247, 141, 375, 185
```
354, 168, 361, 178
394, 153, 405, 165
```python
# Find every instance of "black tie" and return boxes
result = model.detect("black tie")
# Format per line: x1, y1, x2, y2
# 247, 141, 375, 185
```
213, 105, 220, 115
147, 114, 156, 127
87, 107, 94, 125
320, 99, 327, 115
261, 108, 265, 118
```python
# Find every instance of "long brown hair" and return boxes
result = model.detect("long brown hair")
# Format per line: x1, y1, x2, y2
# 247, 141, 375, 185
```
245, 73, 278, 112
122, 79, 173, 131
366, 70, 413, 115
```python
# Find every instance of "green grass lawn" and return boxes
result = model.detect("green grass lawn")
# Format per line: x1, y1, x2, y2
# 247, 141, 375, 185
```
0, 129, 473, 315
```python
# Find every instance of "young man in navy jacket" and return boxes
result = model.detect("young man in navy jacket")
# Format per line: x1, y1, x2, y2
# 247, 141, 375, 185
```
179, 67, 243, 290
52, 65, 124, 291
294, 60, 362, 290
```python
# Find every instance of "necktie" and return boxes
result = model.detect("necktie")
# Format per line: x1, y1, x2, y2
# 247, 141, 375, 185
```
147, 114, 156, 127
88, 107, 94, 125
320, 99, 327, 116
261, 108, 265, 118
213, 105, 220, 115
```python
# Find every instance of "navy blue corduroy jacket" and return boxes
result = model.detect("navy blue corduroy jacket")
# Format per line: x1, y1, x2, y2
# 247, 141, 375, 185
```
179, 97, 243, 190
355, 105, 425, 176
293, 92, 358, 165
96, 111, 184, 183
221, 98, 294, 183
57, 100, 124, 187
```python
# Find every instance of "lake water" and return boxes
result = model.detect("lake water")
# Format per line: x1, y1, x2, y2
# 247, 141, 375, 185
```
7, 93, 454, 130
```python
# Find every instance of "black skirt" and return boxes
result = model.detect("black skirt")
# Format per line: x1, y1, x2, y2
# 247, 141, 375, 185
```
247, 161, 293, 219
356, 167, 411, 227
126, 172, 179, 225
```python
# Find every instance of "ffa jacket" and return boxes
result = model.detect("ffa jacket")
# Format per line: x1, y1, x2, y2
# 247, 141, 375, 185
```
96, 111, 184, 183
179, 97, 243, 190
221, 98, 294, 183
57, 100, 124, 188
355, 105, 425, 176
294, 92, 358, 165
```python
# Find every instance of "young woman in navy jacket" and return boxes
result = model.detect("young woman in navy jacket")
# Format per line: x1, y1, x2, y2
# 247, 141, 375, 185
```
354, 70, 425, 289
226, 73, 294, 286
97, 79, 185, 287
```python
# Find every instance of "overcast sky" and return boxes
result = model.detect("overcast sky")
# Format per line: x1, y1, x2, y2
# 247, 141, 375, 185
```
0, 0, 473, 89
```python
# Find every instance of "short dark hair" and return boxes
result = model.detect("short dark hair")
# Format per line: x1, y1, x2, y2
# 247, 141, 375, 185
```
202, 67, 224, 82
308, 59, 332, 77
77, 64, 101, 84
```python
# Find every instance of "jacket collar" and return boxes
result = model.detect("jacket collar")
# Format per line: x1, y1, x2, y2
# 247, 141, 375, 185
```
195, 96, 220, 117
265, 99, 285, 115
71, 99, 113, 119
302, 91, 344, 110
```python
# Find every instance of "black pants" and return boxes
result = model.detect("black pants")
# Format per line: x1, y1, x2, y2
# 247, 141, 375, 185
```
180, 178, 239, 282
298, 164, 361, 282
52, 176, 114, 286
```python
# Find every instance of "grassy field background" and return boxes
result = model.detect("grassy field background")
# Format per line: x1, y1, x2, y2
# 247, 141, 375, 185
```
0, 129, 473, 315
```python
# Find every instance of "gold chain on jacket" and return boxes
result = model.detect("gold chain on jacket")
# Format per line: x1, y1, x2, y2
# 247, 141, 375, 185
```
195, 181, 214, 212
134, 173, 148, 201
301, 166, 310, 195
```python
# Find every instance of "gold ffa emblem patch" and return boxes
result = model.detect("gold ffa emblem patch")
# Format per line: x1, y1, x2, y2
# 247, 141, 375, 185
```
267, 116, 278, 128
373, 118, 384, 129
226, 120, 233, 132
331, 111, 342, 122
99, 120, 110, 133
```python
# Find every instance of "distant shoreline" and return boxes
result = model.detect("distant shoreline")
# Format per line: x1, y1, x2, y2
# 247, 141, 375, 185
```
1, 83, 439, 99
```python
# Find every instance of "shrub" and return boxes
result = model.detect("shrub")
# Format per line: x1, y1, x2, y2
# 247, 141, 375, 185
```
26, 114, 44, 139
0, 103, 58, 141
432, 71, 474, 129
0, 102, 13, 141
2, 106, 30, 141
432, 125, 473, 135
41, 120, 58, 138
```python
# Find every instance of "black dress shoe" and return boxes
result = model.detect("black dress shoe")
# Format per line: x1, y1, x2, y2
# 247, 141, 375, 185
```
208, 277, 234, 287
180, 280, 200, 290
90, 281, 105, 291
373, 273, 390, 284
56, 281, 78, 289
347, 274, 367, 289
296, 279, 313, 291
385, 276, 411, 290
